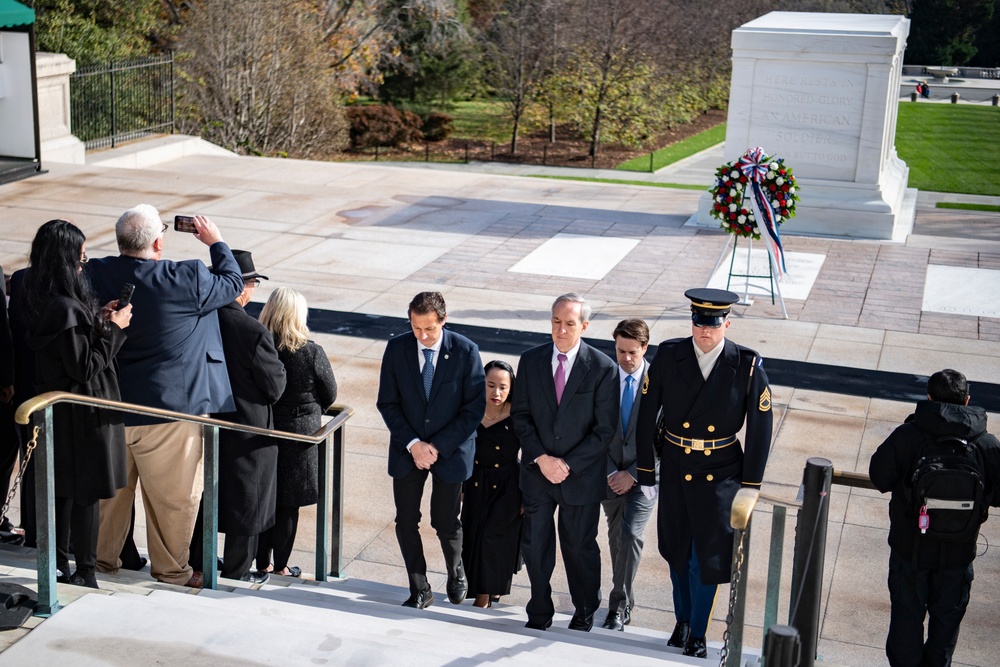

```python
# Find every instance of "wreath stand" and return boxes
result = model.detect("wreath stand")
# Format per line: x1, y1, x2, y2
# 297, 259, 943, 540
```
709, 234, 788, 319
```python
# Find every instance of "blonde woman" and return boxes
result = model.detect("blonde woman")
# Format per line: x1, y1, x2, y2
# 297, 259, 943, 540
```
255, 288, 337, 577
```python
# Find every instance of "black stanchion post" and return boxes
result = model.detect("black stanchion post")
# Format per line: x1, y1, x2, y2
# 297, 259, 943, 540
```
375, 145, 379, 161
789, 457, 833, 667
543, 144, 547, 165
763, 626, 801, 667
465, 142, 470, 163
650, 151, 654, 172
491, 141, 495, 160
425, 143, 430, 161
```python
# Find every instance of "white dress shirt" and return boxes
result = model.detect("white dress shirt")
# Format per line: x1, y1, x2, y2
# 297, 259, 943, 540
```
693, 338, 725, 381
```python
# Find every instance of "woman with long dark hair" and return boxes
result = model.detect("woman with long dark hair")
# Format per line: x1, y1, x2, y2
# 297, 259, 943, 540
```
22, 219, 132, 588
255, 288, 337, 577
461, 359, 522, 607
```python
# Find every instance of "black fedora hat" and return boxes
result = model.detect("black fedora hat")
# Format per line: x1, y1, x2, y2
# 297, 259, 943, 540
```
231, 249, 268, 281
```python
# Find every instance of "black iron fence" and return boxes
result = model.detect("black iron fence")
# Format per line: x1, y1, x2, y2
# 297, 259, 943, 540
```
69, 55, 175, 150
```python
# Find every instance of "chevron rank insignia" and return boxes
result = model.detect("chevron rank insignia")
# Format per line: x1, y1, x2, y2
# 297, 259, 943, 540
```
759, 387, 771, 412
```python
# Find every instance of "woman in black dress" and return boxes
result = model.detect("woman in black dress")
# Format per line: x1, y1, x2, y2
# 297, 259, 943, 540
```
461, 359, 522, 608
255, 288, 337, 577
22, 219, 132, 587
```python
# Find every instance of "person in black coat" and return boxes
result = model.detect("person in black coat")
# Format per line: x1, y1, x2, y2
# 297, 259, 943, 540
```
211, 250, 286, 583
635, 288, 773, 658
22, 219, 133, 588
376, 291, 486, 608
255, 287, 337, 577
869, 369, 1000, 667
0, 264, 18, 534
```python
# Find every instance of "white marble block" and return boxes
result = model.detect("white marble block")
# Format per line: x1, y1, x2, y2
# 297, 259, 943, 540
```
693, 12, 915, 240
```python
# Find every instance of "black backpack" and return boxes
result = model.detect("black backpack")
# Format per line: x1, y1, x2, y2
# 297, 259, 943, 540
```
908, 434, 989, 542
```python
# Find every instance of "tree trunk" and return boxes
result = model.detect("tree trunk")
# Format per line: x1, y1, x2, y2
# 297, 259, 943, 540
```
589, 105, 602, 158
511, 114, 520, 154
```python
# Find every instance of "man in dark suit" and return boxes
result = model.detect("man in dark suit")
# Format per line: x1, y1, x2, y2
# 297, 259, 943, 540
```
636, 288, 773, 659
86, 205, 243, 586
376, 292, 485, 608
511, 293, 618, 632
211, 250, 286, 583
600, 318, 658, 632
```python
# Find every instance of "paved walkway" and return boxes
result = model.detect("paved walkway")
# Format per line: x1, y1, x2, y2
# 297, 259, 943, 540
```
2, 145, 1000, 666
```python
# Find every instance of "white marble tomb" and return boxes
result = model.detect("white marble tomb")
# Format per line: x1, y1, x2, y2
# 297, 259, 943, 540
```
692, 12, 916, 241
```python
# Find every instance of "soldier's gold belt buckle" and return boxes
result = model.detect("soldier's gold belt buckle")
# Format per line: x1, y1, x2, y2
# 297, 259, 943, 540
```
691, 439, 705, 451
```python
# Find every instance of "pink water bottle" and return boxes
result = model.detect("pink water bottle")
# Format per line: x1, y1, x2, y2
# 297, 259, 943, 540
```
918, 505, 930, 534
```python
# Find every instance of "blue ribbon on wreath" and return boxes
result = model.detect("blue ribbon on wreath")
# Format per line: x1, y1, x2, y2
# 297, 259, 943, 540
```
738, 147, 787, 274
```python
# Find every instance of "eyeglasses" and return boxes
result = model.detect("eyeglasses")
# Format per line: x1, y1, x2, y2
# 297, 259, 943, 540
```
246, 278, 261, 287
161, 222, 169, 234
78, 253, 88, 266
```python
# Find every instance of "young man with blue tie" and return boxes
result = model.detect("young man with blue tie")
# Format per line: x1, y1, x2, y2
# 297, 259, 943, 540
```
600, 318, 658, 631
377, 292, 485, 608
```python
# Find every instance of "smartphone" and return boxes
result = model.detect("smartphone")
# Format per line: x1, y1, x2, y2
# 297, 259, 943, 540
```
116, 283, 135, 310
174, 214, 198, 233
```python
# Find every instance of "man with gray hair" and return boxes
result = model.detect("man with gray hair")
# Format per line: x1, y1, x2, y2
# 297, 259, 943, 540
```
86, 204, 243, 587
511, 293, 618, 632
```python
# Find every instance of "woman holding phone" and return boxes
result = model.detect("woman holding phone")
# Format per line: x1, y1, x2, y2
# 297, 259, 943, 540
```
23, 219, 132, 587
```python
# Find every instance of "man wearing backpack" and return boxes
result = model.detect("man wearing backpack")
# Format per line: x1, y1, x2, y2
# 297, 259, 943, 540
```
870, 369, 1000, 667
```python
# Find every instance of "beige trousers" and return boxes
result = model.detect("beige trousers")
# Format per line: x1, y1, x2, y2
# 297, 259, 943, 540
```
96, 421, 204, 585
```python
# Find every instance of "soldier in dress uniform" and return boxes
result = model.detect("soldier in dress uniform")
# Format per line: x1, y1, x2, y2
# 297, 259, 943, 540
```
635, 288, 773, 658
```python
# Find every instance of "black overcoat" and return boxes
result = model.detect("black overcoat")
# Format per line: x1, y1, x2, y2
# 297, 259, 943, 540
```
635, 337, 773, 584
272, 341, 337, 507
213, 302, 286, 535
28, 295, 128, 503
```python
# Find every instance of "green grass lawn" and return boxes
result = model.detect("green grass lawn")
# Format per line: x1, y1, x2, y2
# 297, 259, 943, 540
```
448, 100, 513, 143
895, 104, 1000, 196
935, 201, 1000, 213
527, 174, 706, 190
616, 124, 727, 172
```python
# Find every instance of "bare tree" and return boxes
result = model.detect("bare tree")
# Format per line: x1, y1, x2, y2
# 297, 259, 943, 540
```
178, 0, 348, 158
481, 0, 553, 153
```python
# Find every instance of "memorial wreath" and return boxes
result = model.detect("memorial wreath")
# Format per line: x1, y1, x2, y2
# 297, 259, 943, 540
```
709, 146, 799, 273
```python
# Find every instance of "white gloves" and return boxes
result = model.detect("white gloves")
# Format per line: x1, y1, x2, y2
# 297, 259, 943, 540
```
641, 485, 657, 501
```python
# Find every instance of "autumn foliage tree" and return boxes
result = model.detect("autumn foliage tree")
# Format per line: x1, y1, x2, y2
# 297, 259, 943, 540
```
177, 0, 348, 158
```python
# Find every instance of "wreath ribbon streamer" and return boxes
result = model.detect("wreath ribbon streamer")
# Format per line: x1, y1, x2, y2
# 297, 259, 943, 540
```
738, 147, 787, 275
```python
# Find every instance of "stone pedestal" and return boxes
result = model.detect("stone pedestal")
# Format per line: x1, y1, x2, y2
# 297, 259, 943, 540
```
693, 12, 914, 240
35, 52, 85, 164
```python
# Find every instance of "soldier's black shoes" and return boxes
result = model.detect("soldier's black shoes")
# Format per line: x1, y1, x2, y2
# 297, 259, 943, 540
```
667, 621, 691, 648
683, 636, 708, 658
568, 612, 594, 632
524, 618, 552, 630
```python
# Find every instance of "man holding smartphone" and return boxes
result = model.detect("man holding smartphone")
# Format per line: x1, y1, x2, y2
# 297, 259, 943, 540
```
86, 204, 243, 587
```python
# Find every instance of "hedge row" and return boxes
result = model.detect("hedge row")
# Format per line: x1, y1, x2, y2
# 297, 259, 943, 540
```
346, 105, 455, 149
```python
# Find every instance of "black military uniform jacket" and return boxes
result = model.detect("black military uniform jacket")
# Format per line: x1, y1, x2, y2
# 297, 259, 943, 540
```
635, 337, 773, 584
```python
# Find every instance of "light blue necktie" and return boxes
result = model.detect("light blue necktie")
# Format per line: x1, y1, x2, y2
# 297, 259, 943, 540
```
422, 348, 435, 400
621, 375, 634, 436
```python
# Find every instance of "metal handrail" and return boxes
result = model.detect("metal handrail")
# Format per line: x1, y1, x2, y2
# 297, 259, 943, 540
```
726, 468, 873, 665
15, 391, 354, 616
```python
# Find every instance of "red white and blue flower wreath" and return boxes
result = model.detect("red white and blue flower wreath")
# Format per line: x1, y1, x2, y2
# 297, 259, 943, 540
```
709, 147, 799, 275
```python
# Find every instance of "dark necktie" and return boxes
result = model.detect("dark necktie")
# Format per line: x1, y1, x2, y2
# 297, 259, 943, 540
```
555, 353, 567, 405
422, 348, 434, 400
621, 375, 634, 435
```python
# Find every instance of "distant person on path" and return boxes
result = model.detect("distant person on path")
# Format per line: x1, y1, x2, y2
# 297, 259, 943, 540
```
869, 369, 1000, 667
599, 318, 657, 632
255, 287, 338, 578
917, 81, 931, 98
376, 291, 485, 609
87, 205, 243, 587
461, 359, 522, 608
635, 288, 773, 659
511, 293, 618, 632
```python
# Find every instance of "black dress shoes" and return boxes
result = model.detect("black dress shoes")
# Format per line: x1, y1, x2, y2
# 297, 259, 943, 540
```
524, 618, 552, 630
683, 635, 708, 658
568, 612, 594, 632
623, 605, 632, 626
667, 621, 691, 648
402, 588, 434, 609
601, 611, 625, 631
446, 563, 468, 605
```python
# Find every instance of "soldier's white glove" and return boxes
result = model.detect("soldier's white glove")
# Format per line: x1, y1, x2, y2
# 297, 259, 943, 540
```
641, 485, 657, 501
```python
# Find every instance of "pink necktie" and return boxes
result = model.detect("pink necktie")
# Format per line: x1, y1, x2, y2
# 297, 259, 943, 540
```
555, 353, 567, 405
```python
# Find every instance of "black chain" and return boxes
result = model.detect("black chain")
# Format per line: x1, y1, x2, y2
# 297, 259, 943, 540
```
0, 426, 38, 520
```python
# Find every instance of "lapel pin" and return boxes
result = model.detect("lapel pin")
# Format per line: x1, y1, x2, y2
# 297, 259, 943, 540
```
444, 354, 449, 360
